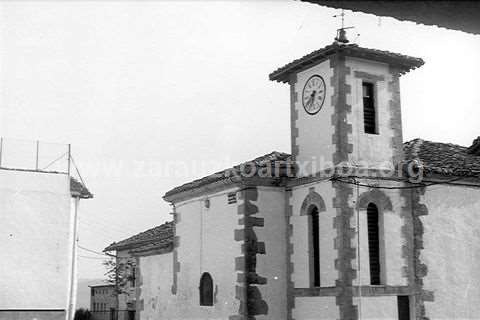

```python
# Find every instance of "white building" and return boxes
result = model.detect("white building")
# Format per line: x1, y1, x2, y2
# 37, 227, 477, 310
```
0, 139, 92, 320
108, 33, 480, 320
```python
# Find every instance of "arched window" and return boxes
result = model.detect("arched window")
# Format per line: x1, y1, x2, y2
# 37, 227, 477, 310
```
309, 205, 320, 287
199, 272, 214, 306
367, 203, 381, 285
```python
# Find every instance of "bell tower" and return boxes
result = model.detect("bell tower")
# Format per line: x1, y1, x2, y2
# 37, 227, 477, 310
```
269, 30, 424, 177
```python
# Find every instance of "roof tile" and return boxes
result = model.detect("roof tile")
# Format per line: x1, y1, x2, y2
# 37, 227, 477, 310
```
104, 221, 173, 252
404, 139, 480, 177
163, 151, 293, 199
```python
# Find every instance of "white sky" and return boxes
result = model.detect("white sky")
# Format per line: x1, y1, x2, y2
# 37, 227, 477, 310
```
1, 1, 479, 280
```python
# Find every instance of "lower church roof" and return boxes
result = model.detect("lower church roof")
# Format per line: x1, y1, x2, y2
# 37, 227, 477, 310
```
164, 139, 480, 200
104, 221, 173, 252
404, 138, 480, 177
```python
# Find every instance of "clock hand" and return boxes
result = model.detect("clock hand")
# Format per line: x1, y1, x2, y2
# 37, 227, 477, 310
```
305, 96, 313, 109
309, 90, 317, 109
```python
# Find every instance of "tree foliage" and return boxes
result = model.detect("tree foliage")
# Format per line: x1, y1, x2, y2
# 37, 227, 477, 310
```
103, 256, 136, 294
74, 308, 92, 320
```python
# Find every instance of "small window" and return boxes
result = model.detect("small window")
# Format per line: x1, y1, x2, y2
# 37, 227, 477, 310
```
397, 296, 410, 320
227, 192, 237, 204
363, 82, 377, 134
309, 206, 320, 287
199, 272, 214, 306
367, 203, 381, 285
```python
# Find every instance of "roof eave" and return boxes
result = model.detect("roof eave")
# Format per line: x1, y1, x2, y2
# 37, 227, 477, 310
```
129, 244, 174, 257
163, 175, 288, 203
269, 48, 424, 83
163, 176, 243, 203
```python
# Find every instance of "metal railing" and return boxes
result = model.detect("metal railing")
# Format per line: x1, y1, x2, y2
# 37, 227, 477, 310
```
0, 137, 71, 174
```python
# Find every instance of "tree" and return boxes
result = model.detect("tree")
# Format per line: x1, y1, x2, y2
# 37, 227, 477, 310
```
74, 308, 92, 320
103, 256, 136, 294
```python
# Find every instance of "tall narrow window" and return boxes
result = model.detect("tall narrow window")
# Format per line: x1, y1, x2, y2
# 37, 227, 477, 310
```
367, 203, 381, 285
310, 206, 320, 287
199, 272, 214, 306
363, 82, 377, 134
397, 296, 410, 320
131, 267, 136, 287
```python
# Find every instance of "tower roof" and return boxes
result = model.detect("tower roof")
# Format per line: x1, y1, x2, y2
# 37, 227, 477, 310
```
269, 42, 424, 83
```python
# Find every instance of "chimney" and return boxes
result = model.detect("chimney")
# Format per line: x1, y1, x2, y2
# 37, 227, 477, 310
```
467, 137, 480, 155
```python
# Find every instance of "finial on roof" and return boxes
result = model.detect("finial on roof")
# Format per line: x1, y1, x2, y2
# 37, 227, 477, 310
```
333, 9, 354, 44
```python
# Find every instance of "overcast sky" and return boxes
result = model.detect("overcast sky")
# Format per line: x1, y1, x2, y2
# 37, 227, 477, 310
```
1, 1, 479, 280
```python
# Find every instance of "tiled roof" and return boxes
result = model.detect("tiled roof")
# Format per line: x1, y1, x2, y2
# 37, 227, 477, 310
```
163, 151, 293, 199
404, 139, 480, 177
269, 42, 424, 83
104, 221, 174, 252
163, 140, 479, 200
70, 177, 93, 199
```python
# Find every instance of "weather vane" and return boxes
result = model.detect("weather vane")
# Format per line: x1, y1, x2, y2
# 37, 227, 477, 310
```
333, 9, 355, 44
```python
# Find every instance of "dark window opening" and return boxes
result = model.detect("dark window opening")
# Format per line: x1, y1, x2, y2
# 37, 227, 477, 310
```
397, 296, 410, 320
131, 267, 136, 287
363, 82, 377, 134
227, 192, 237, 204
310, 206, 320, 287
367, 203, 381, 285
199, 272, 214, 306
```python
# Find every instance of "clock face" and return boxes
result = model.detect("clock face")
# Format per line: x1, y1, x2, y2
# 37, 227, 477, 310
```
302, 75, 326, 115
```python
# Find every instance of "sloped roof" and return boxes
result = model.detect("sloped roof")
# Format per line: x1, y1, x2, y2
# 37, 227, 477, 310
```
163, 151, 293, 199
104, 221, 174, 252
269, 42, 424, 83
404, 139, 480, 177
163, 140, 479, 201
70, 177, 93, 199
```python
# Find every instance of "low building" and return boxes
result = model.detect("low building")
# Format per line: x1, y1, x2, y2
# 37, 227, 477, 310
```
90, 284, 117, 320
104, 222, 173, 320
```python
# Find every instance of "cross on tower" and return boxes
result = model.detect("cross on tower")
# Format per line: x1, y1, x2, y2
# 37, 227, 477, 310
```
333, 9, 346, 30
333, 9, 354, 43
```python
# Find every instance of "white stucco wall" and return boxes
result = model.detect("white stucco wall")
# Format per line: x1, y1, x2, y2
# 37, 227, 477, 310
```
293, 297, 339, 320
0, 169, 72, 309
351, 181, 408, 287
345, 57, 397, 169
290, 181, 337, 288
171, 187, 242, 319
138, 253, 173, 320
421, 185, 480, 319
293, 59, 335, 176
255, 187, 287, 320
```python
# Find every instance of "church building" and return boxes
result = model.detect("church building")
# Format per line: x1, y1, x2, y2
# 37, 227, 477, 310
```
106, 30, 480, 320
